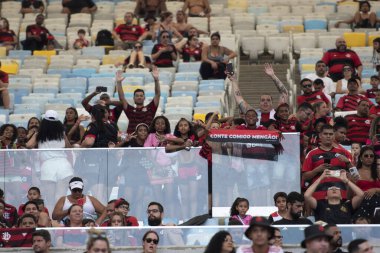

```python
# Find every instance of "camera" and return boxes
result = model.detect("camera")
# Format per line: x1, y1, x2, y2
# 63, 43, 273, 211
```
96, 86, 107, 92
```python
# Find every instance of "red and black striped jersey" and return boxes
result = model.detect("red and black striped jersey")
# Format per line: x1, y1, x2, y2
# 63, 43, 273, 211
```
344, 114, 371, 144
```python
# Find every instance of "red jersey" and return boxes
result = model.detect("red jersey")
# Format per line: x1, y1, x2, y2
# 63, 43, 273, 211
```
302, 146, 352, 200
297, 91, 330, 106
275, 118, 300, 132
366, 88, 378, 99
0, 70, 8, 83
3, 203, 18, 227
0, 228, 34, 247
182, 45, 202, 62
125, 100, 158, 134
0, 29, 15, 43
151, 44, 177, 67
369, 104, 380, 117
26, 24, 51, 42
114, 24, 144, 42
336, 94, 373, 111
322, 49, 362, 76
344, 114, 371, 144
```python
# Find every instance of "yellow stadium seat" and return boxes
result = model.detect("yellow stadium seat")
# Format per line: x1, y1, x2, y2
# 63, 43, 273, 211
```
301, 64, 315, 72
33, 50, 57, 64
193, 113, 206, 122
368, 34, 380, 46
282, 25, 304, 33
227, 0, 248, 10
0, 62, 19, 75
343, 32, 366, 48
122, 85, 142, 93
0, 47, 7, 57
102, 55, 126, 65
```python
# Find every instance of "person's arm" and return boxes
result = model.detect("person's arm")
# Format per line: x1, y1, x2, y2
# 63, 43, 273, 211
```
81, 135, 95, 148
52, 197, 68, 221
81, 91, 100, 112
88, 196, 105, 216
339, 171, 364, 209
304, 169, 329, 209
302, 163, 330, 181
228, 73, 251, 114
336, 80, 343, 94
67, 115, 89, 143
203, 0, 211, 14
205, 111, 218, 130
151, 66, 161, 107
38, 212, 51, 227
26, 132, 38, 149
115, 70, 128, 110
334, 16, 355, 27
64, 134, 72, 148
112, 27, 122, 42
356, 65, 363, 78
263, 63, 289, 105
222, 47, 237, 63
159, 0, 167, 12
182, 0, 189, 12
170, 45, 177, 61
89, 3, 97, 13
151, 45, 165, 61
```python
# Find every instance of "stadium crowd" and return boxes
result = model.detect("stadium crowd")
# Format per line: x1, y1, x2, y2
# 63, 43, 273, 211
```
0, 0, 379, 251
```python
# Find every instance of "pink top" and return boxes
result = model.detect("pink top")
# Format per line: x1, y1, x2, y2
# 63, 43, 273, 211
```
144, 133, 175, 147
231, 214, 252, 225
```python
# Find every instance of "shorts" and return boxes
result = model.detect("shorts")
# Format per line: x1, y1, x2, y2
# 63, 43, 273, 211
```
40, 158, 73, 182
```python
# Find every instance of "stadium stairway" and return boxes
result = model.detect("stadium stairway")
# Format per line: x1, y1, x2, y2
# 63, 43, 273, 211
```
236, 55, 291, 115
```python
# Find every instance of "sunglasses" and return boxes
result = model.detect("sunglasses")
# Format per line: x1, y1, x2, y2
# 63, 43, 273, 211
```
302, 84, 312, 88
118, 205, 130, 211
363, 154, 375, 158
162, 36, 169, 38
135, 45, 142, 49
145, 238, 159, 244
71, 188, 83, 193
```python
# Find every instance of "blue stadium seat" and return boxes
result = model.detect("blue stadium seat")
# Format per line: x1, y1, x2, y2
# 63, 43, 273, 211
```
196, 101, 222, 107
122, 77, 144, 86
247, 6, 268, 15
33, 86, 59, 94
143, 45, 154, 55
361, 83, 372, 90
88, 77, 115, 87
172, 91, 197, 105
82, 47, 106, 59
91, 73, 114, 78
48, 98, 75, 106
71, 68, 97, 78
333, 94, 344, 108
14, 104, 41, 115
9, 87, 31, 104
175, 72, 200, 81
178, 62, 201, 73
9, 50, 32, 62
60, 77, 88, 94
145, 71, 173, 85
304, 20, 327, 31
47, 69, 72, 77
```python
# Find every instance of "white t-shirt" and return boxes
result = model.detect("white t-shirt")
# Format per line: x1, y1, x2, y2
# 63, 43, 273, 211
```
305, 73, 336, 95
237, 245, 284, 253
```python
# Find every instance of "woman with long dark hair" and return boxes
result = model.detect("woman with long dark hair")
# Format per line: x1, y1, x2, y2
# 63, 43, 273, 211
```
204, 231, 235, 253
26, 110, 73, 209
0, 124, 18, 149
354, 146, 380, 219
63, 107, 86, 145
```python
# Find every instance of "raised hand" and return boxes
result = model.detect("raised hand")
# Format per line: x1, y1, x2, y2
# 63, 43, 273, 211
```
151, 65, 159, 80
115, 70, 125, 84
264, 63, 275, 77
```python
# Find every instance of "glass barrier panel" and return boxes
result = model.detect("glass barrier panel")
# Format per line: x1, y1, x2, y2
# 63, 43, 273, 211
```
211, 133, 301, 209
40, 225, 380, 248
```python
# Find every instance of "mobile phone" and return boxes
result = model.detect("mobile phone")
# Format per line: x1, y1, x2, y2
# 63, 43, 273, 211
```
349, 167, 360, 178
328, 170, 340, 177
96, 86, 107, 92
226, 63, 234, 75
324, 158, 331, 164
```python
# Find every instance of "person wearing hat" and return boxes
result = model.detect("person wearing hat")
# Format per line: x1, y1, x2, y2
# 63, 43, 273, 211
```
26, 110, 73, 209
237, 216, 283, 253
113, 198, 138, 226
301, 225, 331, 253
304, 169, 364, 224
52, 177, 105, 222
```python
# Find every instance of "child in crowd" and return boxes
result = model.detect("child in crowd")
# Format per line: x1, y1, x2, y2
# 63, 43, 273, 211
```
351, 142, 361, 167
365, 75, 380, 98
73, 29, 89, 49
16, 126, 28, 148
113, 198, 138, 226
268, 192, 287, 223
18, 187, 49, 216
229, 197, 252, 225
82, 218, 96, 227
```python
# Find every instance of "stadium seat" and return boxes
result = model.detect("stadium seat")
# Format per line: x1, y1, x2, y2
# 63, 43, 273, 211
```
8, 51, 31, 62
33, 50, 57, 64
266, 35, 290, 62
9, 87, 31, 104
343, 32, 366, 48
368, 33, 380, 46
304, 19, 327, 31
293, 33, 316, 54
177, 62, 201, 73
71, 68, 97, 78
193, 113, 206, 122
0, 62, 19, 75
282, 25, 304, 33
175, 72, 200, 81
9, 113, 37, 128
247, 5, 268, 15
172, 81, 199, 92
241, 36, 265, 62
172, 91, 197, 105
0, 47, 7, 57
82, 47, 106, 60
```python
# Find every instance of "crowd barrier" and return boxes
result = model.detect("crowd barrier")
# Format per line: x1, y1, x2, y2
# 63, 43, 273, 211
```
0, 133, 300, 221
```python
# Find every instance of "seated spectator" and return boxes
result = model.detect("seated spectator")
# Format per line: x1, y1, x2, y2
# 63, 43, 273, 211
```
353, 146, 380, 220
365, 75, 379, 98
305, 61, 335, 98
62, 0, 97, 14
344, 100, 372, 145
17, 213, 37, 228
335, 78, 373, 111
22, 14, 54, 51
144, 116, 184, 148
273, 192, 313, 225
60, 204, 84, 227
134, 0, 167, 18
108, 211, 124, 226
18, 187, 49, 216
64, 107, 87, 145
180, 35, 202, 62
156, 12, 183, 43
80, 104, 118, 148
348, 239, 374, 253
21, 0, 44, 14
312, 101, 333, 126
0, 61, 11, 109
0, 188, 18, 227
97, 200, 115, 226
32, 230, 52, 253
0, 18, 18, 51
52, 177, 105, 221
351, 142, 361, 167
336, 65, 356, 94
151, 31, 177, 67
113, 12, 147, 50
0, 124, 18, 149
204, 231, 235, 253
16, 126, 28, 148
22, 201, 51, 227
73, 29, 89, 49
369, 90, 380, 118
268, 192, 287, 223
113, 198, 138, 226
304, 169, 364, 224
270, 228, 283, 248
142, 231, 160, 253
124, 42, 150, 69
143, 14, 158, 34
297, 78, 331, 108
200, 32, 236, 80
229, 197, 252, 225
313, 78, 332, 105
0, 199, 11, 228
174, 10, 208, 37
335, 1, 376, 28
182, 0, 211, 17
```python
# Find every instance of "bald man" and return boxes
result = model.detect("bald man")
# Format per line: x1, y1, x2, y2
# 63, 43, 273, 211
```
321, 37, 362, 82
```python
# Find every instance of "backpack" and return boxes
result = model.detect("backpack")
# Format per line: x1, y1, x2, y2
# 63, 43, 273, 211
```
95, 29, 114, 46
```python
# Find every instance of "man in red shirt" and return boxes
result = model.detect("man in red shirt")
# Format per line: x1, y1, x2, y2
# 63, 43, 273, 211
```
335, 78, 373, 111
22, 14, 53, 51
0, 188, 18, 227
344, 100, 372, 145
369, 90, 380, 118
113, 12, 147, 50
116, 67, 160, 134
322, 37, 363, 82
302, 125, 352, 200
0, 61, 10, 109
297, 78, 331, 108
